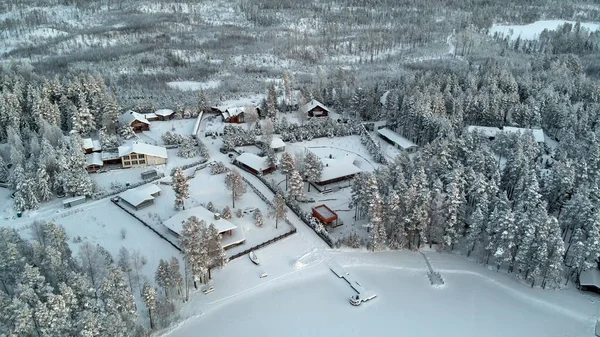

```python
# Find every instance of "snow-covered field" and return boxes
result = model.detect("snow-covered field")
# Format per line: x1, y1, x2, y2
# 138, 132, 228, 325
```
166, 80, 222, 91
489, 20, 600, 40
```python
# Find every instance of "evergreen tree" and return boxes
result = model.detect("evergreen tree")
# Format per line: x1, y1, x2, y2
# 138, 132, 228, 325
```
542, 216, 565, 288
465, 202, 485, 257
267, 85, 278, 119
205, 223, 228, 280
279, 152, 295, 190
224, 169, 246, 209
270, 193, 287, 229
168, 257, 183, 298
303, 151, 323, 192
141, 282, 156, 330
155, 259, 171, 298
101, 268, 138, 336
254, 209, 264, 227
36, 166, 53, 202
0, 156, 8, 182
366, 174, 385, 251
172, 168, 190, 210
179, 217, 208, 290
288, 169, 304, 200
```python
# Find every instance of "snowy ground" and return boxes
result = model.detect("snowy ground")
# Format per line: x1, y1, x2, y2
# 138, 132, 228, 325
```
489, 20, 600, 40
129, 167, 294, 256
162, 244, 598, 337
141, 118, 198, 144
166, 80, 222, 91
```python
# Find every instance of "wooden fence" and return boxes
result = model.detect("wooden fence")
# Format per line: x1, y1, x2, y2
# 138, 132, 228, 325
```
228, 228, 297, 261
110, 199, 182, 252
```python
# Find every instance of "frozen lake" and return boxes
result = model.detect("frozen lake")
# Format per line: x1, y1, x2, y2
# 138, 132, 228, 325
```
489, 20, 600, 40
164, 264, 594, 337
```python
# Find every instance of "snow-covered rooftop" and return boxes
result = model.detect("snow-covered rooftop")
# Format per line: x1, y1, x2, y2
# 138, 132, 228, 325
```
119, 184, 161, 207
313, 205, 337, 220
226, 107, 245, 117
299, 99, 329, 114
92, 140, 102, 152
118, 142, 168, 159
580, 268, 600, 288
155, 109, 175, 117
86, 153, 103, 166
235, 153, 271, 172
118, 110, 150, 127
377, 128, 418, 149
271, 137, 285, 149
466, 126, 501, 138
163, 206, 238, 235
502, 127, 545, 143
466, 125, 546, 143
101, 152, 120, 160
319, 157, 362, 182
82, 138, 94, 150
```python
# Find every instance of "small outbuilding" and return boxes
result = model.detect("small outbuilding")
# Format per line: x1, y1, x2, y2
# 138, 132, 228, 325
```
312, 204, 339, 226
154, 109, 176, 121
299, 99, 330, 118
119, 184, 162, 210
86, 153, 104, 173
270, 137, 285, 152
82, 138, 102, 154
377, 128, 418, 154
579, 269, 600, 294
234, 152, 277, 175
118, 111, 150, 132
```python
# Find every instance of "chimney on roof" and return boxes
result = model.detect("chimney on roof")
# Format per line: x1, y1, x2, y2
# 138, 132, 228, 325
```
214, 213, 221, 220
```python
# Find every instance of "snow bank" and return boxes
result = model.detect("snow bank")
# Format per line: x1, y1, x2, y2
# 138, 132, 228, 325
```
489, 20, 600, 40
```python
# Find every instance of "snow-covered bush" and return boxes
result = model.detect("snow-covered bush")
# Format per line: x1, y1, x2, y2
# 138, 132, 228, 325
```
222, 125, 256, 150
119, 125, 136, 139
162, 131, 185, 145
222, 206, 232, 219
346, 232, 361, 248
111, 181, 124, 190
207, 201, 215, 212
236, 208, 243, 218
120, 228, 127, 240
177, 137, 199, 158
210, 161, 228, 175
254, 209, 264, 227
99, 128, 119, 149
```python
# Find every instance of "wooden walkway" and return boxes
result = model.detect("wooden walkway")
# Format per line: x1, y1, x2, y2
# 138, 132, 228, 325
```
329, 261, 377, 301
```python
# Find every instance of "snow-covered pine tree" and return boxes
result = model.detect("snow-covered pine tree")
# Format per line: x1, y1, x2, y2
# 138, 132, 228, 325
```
288, 169, 304, 200
385, 190, 405, 249
172, 168, 190, 210
279, 152, 295, 190
465, 202, 485, 257
101, 268, 138, 335
541, 216, 565, 289
36, 166, 53, 202
303, 151, 323, 192
270, 193, 287, 229
427, 178, 446, 248
0, 156, 8, 182
244, 105, 259, 130
222, 206, 232, 219
142, 282, 157, 329
224, 169, 246, 209
75, 95, 96, 135
205, 223, 227, 280
179, 217, 209, 290
267, 84, 278, 119
350, 172, 369, 220
206, 201, 215, 212
366, 174, 386, 251
255, 209, 264, 227
169, 257, 183, 298
155, 259, 171, 298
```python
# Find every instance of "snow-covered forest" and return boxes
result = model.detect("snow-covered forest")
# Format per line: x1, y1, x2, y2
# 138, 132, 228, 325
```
2, 0, 600, 335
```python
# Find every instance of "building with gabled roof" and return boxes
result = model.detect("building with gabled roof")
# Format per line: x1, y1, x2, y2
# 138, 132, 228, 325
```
299, 99, 330, 117
86, 153, 103, 173
234, 152, 276, 175
119, 184, 162, 210
377, 128, 418, 153
163, 206, 246, 249
118, 111, 150, 132
118, 142, 168, 168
